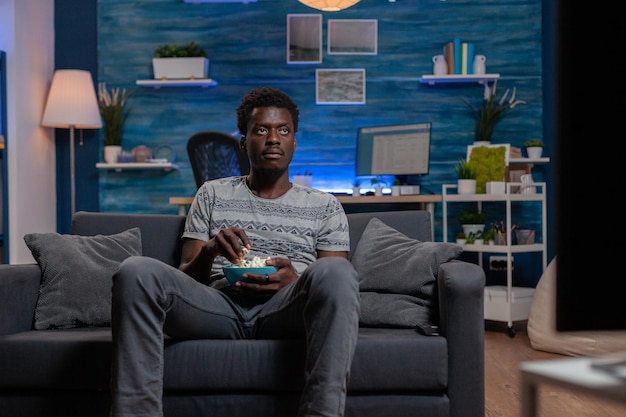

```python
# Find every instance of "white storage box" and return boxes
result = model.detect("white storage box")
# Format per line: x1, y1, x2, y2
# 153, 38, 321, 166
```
484, 285, 535, 322
485, 285, 535, 302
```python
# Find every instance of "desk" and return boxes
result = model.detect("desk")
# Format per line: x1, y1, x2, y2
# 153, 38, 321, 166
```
170, 194, 441, 216
170, 194, 442, 239
520, 355, 626, 417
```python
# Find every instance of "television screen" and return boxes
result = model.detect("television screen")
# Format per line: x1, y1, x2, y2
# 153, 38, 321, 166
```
355, 122, 431, 178
554, 1, 625, 331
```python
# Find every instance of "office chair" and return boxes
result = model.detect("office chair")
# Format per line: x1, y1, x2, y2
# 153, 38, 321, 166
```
186, 131, 250, 189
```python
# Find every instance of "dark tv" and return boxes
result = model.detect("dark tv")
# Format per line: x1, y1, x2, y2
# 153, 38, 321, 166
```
355, 122, 431, 179
554, 1, 624, 331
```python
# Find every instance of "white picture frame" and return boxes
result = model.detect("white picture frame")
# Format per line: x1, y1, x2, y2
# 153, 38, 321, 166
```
328, 19, 378, 55
315, 69, 366, 105
287, 14, 322, 64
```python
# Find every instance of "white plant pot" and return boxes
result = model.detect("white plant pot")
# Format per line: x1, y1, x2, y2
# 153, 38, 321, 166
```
462, 224, 484, 236
352, 187, 360, 196
457, 179, 477, 194
526, 146, 543, 159
104, 145, 122, 163
391, 185, 401, 196
374, 186, 383, 196
152, 57, 209, 80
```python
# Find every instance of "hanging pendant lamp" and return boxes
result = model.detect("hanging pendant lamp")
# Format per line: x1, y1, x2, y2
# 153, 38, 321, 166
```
298, 0, 361, 12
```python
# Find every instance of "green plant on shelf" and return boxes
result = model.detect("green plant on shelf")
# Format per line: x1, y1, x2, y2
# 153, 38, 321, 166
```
455, 159, 478, 179
154, 41, 208, 58
459, 209, 485, 225
523, 138, 544, 148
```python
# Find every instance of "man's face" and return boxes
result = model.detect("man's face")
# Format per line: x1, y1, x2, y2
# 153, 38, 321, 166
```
242, 106, 296, 175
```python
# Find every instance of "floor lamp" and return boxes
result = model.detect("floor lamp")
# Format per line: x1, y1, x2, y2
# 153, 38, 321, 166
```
41, 70, 102, 216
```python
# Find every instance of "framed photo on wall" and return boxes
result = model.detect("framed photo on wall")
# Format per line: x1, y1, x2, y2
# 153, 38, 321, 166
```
315, 69, 366, 105
287, 14, 322, 64
328, 19, 377, 55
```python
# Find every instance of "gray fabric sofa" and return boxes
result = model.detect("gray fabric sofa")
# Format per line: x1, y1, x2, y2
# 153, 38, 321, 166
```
0, 210, 485, 417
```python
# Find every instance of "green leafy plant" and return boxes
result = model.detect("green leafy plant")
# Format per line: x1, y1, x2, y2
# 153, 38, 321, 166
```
455, 159, 478, 179
524, 138, 543, 147
459, 209, 485, 225
483, 228, 495, 242
98, 82, 131, 147
154, 41, 208, 58
370, 177, 386, 187
465, 80, 526, 143
456, 231, 466, 239
352, 179, 360, 187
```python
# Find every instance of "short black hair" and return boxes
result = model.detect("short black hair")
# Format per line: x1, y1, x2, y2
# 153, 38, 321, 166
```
236, 87, 299, 135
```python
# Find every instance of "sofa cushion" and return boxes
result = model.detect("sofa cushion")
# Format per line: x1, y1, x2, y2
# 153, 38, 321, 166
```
0, 328, 447, 393
352, 217, 462, 327
23, 228, 142, 329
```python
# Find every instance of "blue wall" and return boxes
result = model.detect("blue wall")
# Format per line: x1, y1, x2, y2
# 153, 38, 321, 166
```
56, 0, 549, 285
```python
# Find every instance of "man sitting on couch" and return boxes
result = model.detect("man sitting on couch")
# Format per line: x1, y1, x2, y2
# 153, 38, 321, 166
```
110, 87, 361, 417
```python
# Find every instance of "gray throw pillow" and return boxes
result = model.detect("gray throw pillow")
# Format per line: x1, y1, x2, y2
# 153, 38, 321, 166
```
351, 217, 462, 328
24, 228, 142, 329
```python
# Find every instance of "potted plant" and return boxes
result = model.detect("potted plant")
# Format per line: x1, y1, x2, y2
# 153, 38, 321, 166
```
98, 82, 131, 163
465, 80, 526, 144
455, 159, 478, 194
523, 138, 544, 159
391, 178, 402, 196
152, 41, 209, 80
370, 177, 386, 196
455, 231, 467, 245
352, 179, 361, 197
483, 227, 495, 245
459, 209, 485, 237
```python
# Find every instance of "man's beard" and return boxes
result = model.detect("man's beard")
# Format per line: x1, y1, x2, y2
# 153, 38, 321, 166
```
256, 166, 286, 178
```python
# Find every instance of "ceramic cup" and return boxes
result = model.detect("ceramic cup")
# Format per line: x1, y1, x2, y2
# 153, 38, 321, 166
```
433, 54, 448, 75
473, 55, 486, 75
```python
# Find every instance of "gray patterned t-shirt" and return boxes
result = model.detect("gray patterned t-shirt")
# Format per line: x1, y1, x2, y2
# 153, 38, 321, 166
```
183, 176, 349, 287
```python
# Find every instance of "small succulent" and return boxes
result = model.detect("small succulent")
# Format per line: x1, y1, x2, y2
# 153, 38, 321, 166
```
524, 138, 543, 147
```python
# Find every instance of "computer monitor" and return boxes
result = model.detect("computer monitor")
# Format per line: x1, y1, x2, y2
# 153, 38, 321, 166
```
355, 122, 431, 181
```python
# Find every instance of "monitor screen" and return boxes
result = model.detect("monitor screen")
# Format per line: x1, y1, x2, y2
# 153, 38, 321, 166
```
355, 122, 431, 178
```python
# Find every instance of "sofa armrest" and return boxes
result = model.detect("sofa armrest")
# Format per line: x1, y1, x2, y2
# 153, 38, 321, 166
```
437, 259, 485, 417
0, 264, 41, 335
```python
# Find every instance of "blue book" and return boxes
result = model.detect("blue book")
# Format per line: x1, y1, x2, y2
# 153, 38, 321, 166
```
453, 38, 461, 74
467, 42, 475, 74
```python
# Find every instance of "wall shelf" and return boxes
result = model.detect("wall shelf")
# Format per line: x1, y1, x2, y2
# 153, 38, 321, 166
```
419, 74, 500, 85
135, 79, 218, 88
96, 162, 179, 172
510, 157, 550, 165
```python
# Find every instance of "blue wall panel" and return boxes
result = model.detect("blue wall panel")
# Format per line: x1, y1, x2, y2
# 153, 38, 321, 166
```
97, 0, 544, 257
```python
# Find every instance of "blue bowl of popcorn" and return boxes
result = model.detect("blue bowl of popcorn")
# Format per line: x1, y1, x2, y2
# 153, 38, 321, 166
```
222, 265, 278, 286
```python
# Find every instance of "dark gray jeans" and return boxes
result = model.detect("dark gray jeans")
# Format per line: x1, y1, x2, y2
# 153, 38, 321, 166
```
110, 256, 360, 417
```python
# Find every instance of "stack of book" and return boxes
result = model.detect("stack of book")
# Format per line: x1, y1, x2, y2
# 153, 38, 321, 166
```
443, 38, 475, 75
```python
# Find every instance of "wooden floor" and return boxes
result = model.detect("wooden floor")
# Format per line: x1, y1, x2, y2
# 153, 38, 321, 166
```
485, 320, 626, 417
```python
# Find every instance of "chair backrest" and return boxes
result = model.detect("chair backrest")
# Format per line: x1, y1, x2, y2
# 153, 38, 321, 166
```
186, 131, 250, 189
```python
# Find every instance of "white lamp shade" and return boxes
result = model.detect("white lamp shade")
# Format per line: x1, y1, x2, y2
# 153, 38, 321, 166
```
41, 69, 102, 129
298, 0, 360, 11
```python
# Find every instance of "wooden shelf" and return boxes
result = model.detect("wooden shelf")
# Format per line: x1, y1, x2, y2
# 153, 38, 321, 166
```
96, 162, 179, 172
419, 74, 500, 85
135, 79, 218, 88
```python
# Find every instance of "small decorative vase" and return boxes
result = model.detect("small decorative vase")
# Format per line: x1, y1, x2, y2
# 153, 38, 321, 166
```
374, 186, 383, 196
104, 145, 122, 163
526, 146, 543, 159
352, 186, 360, 196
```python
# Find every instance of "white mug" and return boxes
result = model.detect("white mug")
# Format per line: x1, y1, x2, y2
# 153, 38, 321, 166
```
473, 55, 486, 75
432, 54, 448, 75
